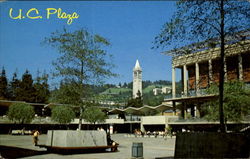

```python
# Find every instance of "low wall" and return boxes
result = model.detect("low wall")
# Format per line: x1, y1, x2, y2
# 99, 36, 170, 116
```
175, 132, 250, 158
46, 130, 107, 147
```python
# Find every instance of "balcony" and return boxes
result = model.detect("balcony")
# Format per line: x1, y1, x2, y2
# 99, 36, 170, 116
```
164, 89, 210, 100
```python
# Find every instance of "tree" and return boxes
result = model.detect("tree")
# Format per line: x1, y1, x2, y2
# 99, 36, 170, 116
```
33, 71, 50, 103
127, 90, 143, 108
7, 103, 35, 124
16, 70, 36, 102
8, 71, 20, 100
44, 28, 117, 129
154, 0, 250, 132
202, 81, 250, 124
51, 105, 76, 124
82, 106, 106, 125
0, 67, 8, 100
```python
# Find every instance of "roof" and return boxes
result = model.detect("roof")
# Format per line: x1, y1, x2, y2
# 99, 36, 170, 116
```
162, 29, 250, 57
133, 59, 142, 71
108, 104, 174, 115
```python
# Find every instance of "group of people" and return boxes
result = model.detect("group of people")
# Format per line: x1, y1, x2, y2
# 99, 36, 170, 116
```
134, 129, 173, 138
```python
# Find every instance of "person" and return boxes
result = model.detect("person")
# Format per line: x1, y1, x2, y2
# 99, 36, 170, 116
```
107, 133, 119, 152
33, 130, 40, 145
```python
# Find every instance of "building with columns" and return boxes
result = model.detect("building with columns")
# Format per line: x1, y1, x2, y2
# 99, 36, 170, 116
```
165, 37, 250, 119
133, 60, 142, 98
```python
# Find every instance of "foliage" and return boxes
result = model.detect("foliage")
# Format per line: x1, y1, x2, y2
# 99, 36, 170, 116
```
43, 28, 117, 85
51, 105, 76, 124
127, 91, 143, 108
44, 28, 116, 128
7, 103, 35, 124
50, 81, 87, 106
0, 67, 8, 100
202, 81, 250, 122
14, 70, 36, 102
5, 69, 50, 103
33, 71, 50, 103
154, 1, 250, 52
82, 106, 106, 124
8, 71, 20, 100
143, 91, 165, 106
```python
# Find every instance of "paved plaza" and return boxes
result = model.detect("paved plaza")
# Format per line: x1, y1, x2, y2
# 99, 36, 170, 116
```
0, 134, 175, 159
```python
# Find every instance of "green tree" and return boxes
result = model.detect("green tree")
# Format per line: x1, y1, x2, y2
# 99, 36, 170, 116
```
154, 0, 250, 132
127, 91, 143, 108
34, 71, 50, 103
51, 105, 76, 124
7, 103, 35, 124
202, 81, 250, 124
44, 28, 117, 129
0, 67, 8, 100
9, 71, 20, 100
82, 106, 106, 125
16, 70, 36, 102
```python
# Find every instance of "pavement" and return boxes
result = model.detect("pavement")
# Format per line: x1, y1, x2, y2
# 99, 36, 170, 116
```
0, 134, 175, 159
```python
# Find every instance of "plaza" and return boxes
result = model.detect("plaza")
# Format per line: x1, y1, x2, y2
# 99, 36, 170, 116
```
0, 134, 175, 159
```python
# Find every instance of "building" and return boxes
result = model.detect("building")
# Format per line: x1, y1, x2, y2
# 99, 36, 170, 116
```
133, 60, 142, 98
153, 86, 171, 96
165, 37, 250, 119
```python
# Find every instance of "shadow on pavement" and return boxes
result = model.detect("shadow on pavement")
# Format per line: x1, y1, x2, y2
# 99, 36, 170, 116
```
0, 145, 119, 158
0, 145, 48, 158
155, 157, 174, 159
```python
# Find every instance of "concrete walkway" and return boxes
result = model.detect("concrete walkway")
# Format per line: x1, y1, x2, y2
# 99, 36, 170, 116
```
0, 134, 175, 159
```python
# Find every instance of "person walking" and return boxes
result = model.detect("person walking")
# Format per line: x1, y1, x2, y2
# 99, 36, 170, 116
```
33, 130, 40, 145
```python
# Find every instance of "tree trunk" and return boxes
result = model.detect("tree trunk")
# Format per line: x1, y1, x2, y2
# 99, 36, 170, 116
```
219, 0, 226, 132
78, 107, 83, 130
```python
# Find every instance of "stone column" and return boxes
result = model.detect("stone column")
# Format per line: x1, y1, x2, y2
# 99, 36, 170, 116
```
172, 67, 176, 98
140, 121, 145, 133
224, 57, 227, 81
109, 124, 114, 134
183, 65, 188, 96
195, 63, 200, 96
238, 54, 243, 81
173, 101, 176, 115
194, 106, 197, 117
208, 59, 213, 84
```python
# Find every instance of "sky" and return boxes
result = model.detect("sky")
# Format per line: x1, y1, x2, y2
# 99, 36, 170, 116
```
0, 1, 181, 87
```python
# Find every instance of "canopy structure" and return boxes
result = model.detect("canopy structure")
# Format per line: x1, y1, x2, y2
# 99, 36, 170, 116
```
108, 103, 174, 115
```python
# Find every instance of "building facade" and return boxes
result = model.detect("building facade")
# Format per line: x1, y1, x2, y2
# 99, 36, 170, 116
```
171, 40, 250, 98
165, 39, 250, 119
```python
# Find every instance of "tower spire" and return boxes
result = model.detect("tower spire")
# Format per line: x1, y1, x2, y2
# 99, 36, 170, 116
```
134, 59, 141, 71
133, 60, 142, 98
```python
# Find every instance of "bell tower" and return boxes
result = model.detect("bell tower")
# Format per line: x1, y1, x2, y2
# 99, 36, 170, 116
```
133, 60, 142, 98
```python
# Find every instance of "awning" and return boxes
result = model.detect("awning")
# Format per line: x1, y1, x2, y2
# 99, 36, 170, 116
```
108, 104, 174, 115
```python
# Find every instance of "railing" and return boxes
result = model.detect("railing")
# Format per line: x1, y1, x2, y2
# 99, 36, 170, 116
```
164, 89, 210, 100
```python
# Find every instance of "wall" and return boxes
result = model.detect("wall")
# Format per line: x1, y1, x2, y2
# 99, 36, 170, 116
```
175, 132, 250, 158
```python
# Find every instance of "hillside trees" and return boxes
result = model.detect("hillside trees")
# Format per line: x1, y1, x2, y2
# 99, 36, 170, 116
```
8, 71, 20, 100
0, 67, 8, 100
15, 70, 36, 102
33, 71, 50, 103
0, 69, 50, 103
154, 0, 250, 132
127, 91, 143, 108
44, 28, 117, 129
